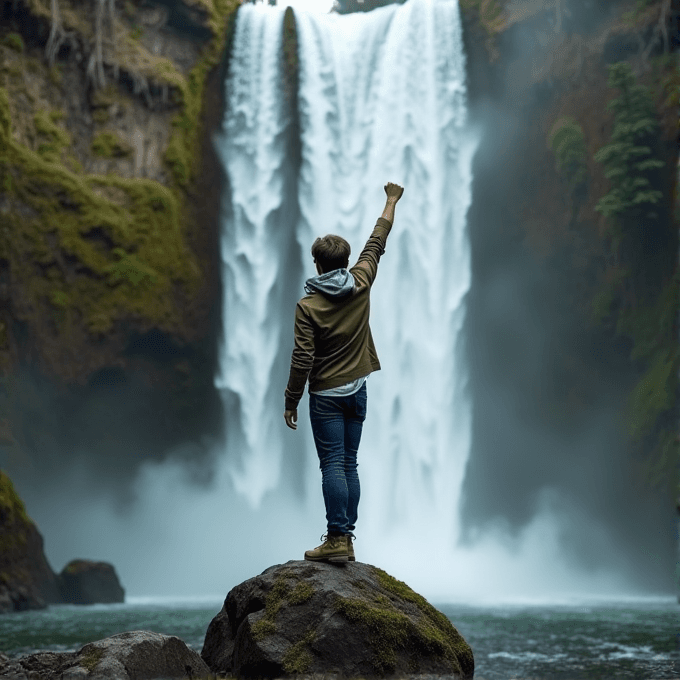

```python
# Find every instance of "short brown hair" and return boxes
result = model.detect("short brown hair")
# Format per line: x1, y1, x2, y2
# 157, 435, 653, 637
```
311, 234, 350, 273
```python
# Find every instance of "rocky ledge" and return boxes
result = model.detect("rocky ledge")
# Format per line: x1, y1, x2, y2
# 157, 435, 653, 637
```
201, 560, 474, 680
0, 631, 209, 680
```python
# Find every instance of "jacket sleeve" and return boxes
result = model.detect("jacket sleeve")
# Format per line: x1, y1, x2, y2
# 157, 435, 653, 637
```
351, 217, 393, 287
284, 302, 315, 411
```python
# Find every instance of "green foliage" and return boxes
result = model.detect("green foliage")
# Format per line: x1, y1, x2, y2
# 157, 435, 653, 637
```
91, 131, 132, 158
616, 274, 678, 362
49, 290, 71, 308
33, 109, 71, 163
0, 88, 11, 138
105, 248, 158, 287
548, 116, 588, 193
627, 348, 676, 441
2, 34, 24, 53
594, 63, 664, 225
617, 274, 679, 444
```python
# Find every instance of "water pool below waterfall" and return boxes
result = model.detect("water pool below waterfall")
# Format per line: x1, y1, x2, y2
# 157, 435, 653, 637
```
1, 597, 678, 678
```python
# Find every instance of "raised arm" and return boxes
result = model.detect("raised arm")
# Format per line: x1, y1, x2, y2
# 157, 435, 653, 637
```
381, 182, 404, 224
351, 182, 404, 286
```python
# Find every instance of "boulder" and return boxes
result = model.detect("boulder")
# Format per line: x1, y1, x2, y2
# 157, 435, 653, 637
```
0, 631, 210, 680
201, 560, 474, 679
0, 471, 61, 613
59, 560, 125, 605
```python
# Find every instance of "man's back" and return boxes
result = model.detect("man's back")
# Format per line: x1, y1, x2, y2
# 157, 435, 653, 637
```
285, 214, 393, 407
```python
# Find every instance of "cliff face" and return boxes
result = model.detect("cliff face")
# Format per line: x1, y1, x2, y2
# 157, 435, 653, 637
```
0, 470, 60, 611
0, 0, 240, 486
459, 0, 678, 584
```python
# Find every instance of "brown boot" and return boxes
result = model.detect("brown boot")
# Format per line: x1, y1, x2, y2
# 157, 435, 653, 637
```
347, 535, 355, 562
304, 533, 349, 563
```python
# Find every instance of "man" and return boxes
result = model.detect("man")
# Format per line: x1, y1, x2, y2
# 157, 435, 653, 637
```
284, 182, 404, 563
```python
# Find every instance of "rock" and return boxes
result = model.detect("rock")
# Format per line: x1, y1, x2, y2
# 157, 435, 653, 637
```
0, 471, 61, 613
202, 560, 474, 679
59, 560, 125, 605
0, 631, 210, 680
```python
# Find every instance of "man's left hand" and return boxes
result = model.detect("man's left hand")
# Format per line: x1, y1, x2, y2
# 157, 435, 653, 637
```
284, 409, 298, 430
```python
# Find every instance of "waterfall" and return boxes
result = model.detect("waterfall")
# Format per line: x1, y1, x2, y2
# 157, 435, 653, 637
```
215, 0, 477, 593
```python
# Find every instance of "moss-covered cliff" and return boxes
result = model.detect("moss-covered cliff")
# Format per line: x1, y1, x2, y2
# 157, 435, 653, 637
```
0, 0, 241, 480
459, 0, 678, 579
0, 469, 60, 611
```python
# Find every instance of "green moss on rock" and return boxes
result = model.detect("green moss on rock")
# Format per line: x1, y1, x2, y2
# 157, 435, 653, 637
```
78, 645, 104, 672
2, 33, 24, 53
0, 470, 32, 528
251, 571, 315, 641
91, 131, 132, 158
281, 629, 315, 675
33, 109, 71, 163
164, 0, 240, 188
0, 470, 34, 554
1, 88, 201, 342
334, 567, 473, 676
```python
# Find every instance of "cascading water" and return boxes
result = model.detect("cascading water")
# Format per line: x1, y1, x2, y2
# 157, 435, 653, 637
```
292, 0, 475, 547
215, 0, 477, 592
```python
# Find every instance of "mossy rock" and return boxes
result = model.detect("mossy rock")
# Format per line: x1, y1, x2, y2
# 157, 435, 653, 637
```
0, 470, 60, 611
2, 33, 25, 53
0, 469, 33, 531
1, 631, 210, 678
202, 560, 473, 679
91, 131, 133, 158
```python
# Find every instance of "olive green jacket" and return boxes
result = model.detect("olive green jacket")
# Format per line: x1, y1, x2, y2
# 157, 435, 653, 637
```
284, 216, 393, 410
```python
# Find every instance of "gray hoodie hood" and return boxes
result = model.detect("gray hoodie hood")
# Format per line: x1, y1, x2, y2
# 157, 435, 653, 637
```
304, 268, 356, 299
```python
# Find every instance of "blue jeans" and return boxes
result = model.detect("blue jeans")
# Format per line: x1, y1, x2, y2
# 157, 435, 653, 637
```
309, 383, 367, 535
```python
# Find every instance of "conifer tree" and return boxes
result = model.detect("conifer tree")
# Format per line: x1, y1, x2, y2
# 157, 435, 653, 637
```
594, 62, 664, 229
